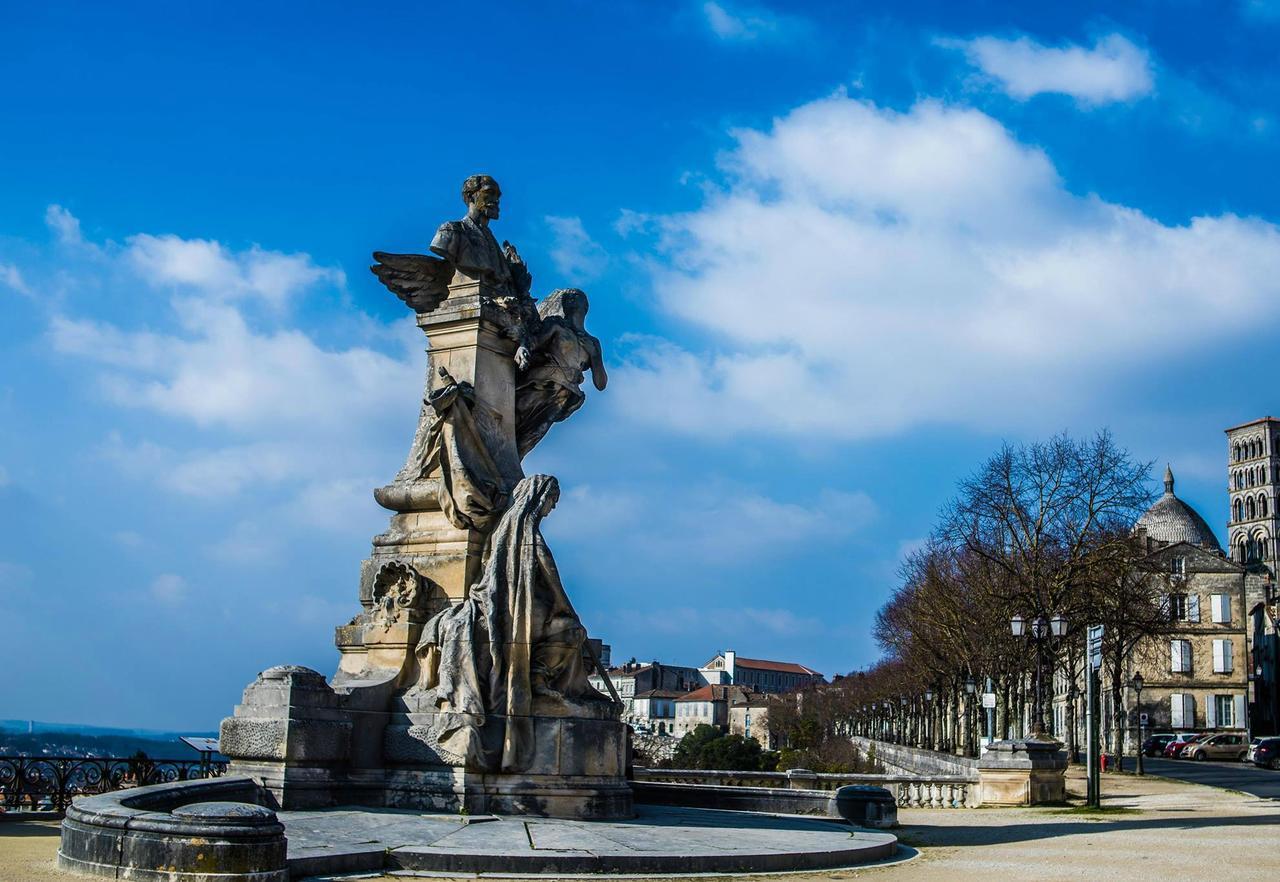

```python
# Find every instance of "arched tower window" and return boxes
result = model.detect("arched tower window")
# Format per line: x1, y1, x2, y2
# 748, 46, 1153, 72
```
1234, 444, 1242, 461
1248, 498, 1257, 519
1235, 498, 1244, 521
1261, 495, 1270, 518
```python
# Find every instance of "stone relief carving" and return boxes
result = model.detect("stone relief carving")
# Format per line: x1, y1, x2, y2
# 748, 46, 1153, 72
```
412, 475, 610, 772
371, 561, 426, 630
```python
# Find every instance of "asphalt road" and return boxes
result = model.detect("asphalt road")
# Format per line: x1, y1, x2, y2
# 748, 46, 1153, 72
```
1138, 755, 1280, 799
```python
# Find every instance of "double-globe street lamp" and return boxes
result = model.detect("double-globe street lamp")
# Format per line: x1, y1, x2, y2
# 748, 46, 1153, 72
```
1011, 612, 1068, 737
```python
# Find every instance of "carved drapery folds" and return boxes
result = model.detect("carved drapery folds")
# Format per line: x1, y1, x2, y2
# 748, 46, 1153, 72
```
419, 368, 509, 532
413, 475, 608, 772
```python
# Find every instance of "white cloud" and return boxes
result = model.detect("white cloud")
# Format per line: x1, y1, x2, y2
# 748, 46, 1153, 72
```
604, 605, 823, 639
550, 479, 875, 563
113, 530, 145, 549
700, 1, 806, 44
52, 300, 416, 435
545, 215, 609, 280
945, 33, 1154, 104
45, 204, 84, 245
150, 573, 189, 605
613, 95, 1280, 441
126, 233, 344, 310
1, 263, 30, 296
1242, 0, 1280, 21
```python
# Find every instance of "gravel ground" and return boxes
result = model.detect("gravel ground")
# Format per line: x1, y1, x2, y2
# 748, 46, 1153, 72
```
4, 769, 1278, 881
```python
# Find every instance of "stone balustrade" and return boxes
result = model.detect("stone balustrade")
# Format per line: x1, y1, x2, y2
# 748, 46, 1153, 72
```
632, 768, 978, 808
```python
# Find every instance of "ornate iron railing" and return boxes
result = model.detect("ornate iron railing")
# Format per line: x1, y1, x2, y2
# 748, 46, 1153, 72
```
0, 755, 228, 815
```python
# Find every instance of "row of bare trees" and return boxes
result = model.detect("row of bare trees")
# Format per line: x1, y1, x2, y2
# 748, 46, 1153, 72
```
771, 431, 1178, 762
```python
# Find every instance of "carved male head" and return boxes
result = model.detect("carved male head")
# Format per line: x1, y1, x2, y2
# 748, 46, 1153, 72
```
461, 174, 502, 221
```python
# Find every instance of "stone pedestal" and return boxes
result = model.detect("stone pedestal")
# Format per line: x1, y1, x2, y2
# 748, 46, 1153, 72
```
218, 666, 354, 810
977, 738, 1067, 806
368, 289, 522, 609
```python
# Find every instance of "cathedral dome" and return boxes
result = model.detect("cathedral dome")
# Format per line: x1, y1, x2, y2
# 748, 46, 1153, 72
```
1134, 466, 1222, 551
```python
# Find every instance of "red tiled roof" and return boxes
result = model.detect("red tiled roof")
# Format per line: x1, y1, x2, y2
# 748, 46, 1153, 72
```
675, 685, 720, 702
734, 656, 823, 677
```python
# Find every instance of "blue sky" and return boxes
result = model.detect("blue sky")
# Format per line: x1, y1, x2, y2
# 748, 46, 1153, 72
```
4, 0, 1280, 730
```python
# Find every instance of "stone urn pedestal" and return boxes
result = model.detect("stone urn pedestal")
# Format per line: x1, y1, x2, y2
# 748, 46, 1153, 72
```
978, 738, 1067, 806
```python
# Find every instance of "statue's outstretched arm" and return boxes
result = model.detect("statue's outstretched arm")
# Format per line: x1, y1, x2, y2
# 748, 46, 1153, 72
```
588, 336, 608, 392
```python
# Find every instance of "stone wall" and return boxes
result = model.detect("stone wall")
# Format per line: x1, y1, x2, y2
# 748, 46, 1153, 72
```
850, 737, 979, 779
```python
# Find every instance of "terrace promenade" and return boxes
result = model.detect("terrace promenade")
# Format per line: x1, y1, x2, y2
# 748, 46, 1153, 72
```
4, 767, 1278, 881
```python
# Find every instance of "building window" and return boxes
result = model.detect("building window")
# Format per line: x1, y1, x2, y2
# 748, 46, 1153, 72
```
1211, 593, 1232, 624
1171, 693, 1195, 728
1169, 593, 1188, 621
1235, 499, 1244, 522
1213, 639, 1234, 674
1171, 639, 1193, 673
1171, 556, 1186, 576
1263, 496, 1271, 518
1215, 695, 1236, 728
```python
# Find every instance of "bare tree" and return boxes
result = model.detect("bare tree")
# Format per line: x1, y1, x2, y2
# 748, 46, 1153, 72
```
935, 431, 1152, 735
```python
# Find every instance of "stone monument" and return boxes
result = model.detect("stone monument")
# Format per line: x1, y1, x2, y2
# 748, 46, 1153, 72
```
219, 175, 630, 819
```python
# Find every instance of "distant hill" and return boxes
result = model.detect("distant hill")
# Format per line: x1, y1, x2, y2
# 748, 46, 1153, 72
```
0, 720, 220, 760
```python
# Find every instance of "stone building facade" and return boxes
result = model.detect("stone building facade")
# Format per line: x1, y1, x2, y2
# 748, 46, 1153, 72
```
587, 660, 705, 728
1225, 418, 1280, 736
1129, 539, 1251, 732
728, 692, 776, 749
699, 651, 824, 694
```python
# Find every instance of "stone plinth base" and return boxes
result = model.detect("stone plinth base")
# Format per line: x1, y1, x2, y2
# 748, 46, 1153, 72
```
978, 738, 1067, 805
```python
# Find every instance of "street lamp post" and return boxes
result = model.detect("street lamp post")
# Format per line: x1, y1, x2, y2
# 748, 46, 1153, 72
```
1011, 611, 1067, 737
1132, 673, 1145, 776
924, 687, 934, 750
965, 675, 977, 757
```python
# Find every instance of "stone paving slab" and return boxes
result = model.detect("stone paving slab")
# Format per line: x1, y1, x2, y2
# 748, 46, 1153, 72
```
276, 805, 897, 877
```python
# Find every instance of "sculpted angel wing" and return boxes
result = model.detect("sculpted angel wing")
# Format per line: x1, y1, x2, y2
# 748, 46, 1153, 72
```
370, 252, 453, 313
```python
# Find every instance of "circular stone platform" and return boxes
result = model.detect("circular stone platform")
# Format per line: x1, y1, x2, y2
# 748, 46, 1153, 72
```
281, 804, 898, 877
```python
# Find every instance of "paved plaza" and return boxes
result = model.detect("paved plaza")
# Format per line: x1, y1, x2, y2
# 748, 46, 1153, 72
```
4, 768, 1279, 882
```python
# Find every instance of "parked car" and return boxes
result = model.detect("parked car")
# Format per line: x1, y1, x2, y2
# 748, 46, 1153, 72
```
1246, 737, 1264, 763
1163, 733, 1205, 758
1142, 733, 1176, 757
1252, 737, 1280, 770
1184, 732, 1248, 761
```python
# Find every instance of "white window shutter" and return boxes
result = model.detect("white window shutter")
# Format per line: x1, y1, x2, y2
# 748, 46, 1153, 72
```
1211, 594, 1224, 624
1213, 639, 1225, 673
1159, 594, 1171, 619
1234, 694, 1246, 729
1207, 695, 1217, 728
1170, 640, 1181, 673
1171, 693, 1185, 728
1224, 640, 1233, 673
1188, 594, 1201, 623
1220, 594, 1232, 625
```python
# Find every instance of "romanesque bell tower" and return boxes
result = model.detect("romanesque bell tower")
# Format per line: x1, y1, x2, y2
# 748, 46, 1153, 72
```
1225, 417, 1280, 574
